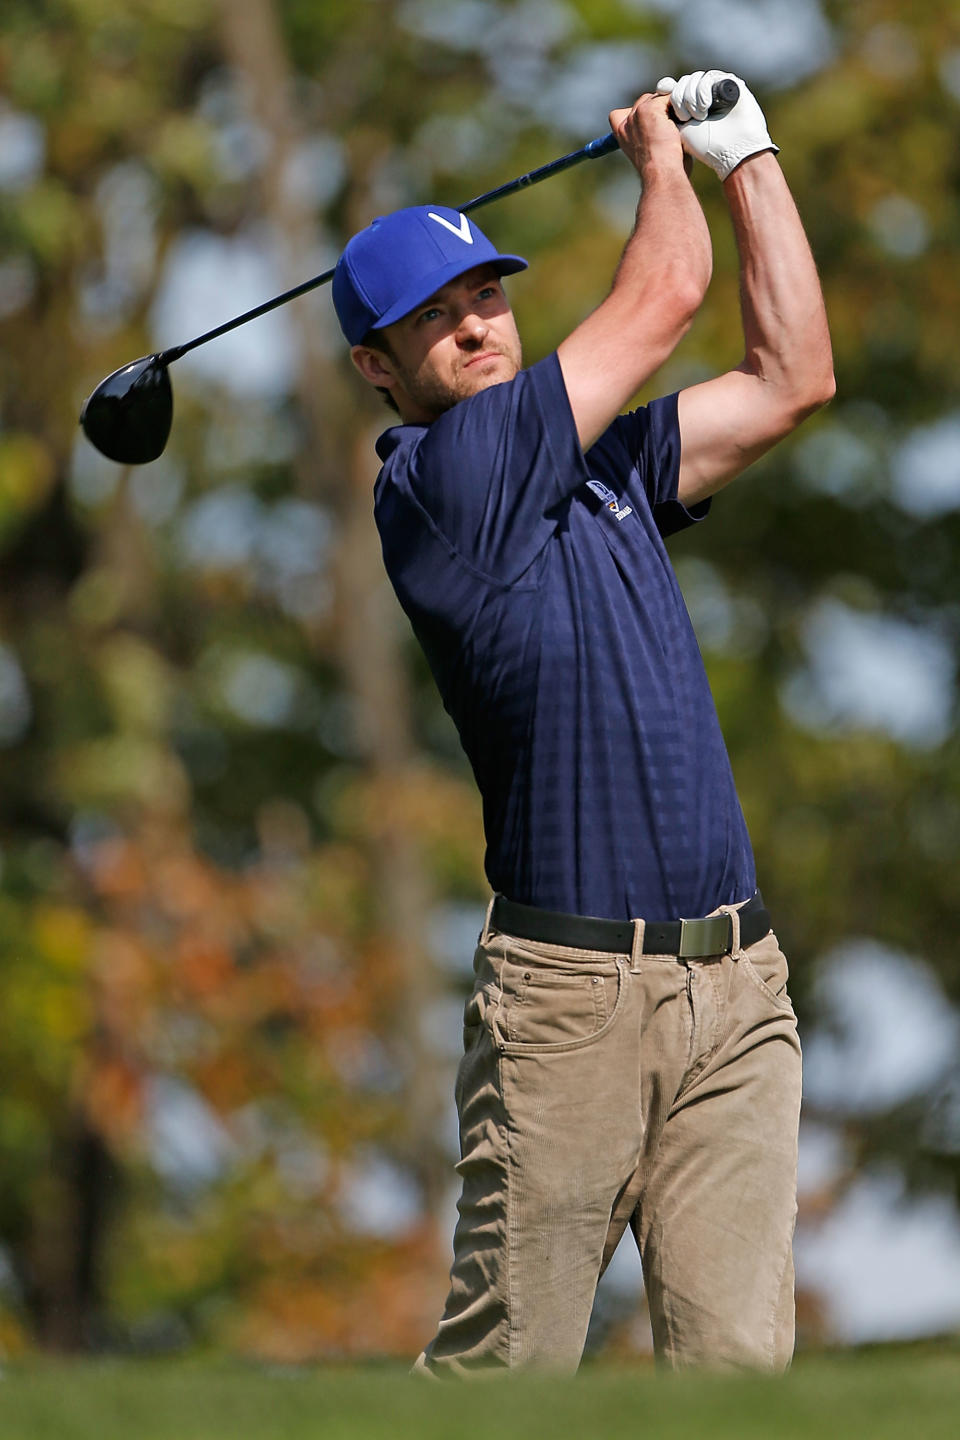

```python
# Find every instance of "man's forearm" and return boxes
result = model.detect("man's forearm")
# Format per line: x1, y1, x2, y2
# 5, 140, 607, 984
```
613, 161, 713, 310
724, 153, 834, 412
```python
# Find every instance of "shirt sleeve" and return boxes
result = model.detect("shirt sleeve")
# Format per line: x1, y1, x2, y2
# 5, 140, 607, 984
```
606, 393, 710, 537
403, 352, 589, 583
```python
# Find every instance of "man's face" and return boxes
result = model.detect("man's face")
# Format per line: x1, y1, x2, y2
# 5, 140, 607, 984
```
352, 264, 523, 422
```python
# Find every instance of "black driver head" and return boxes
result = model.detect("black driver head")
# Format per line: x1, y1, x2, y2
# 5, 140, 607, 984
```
79, 354, 173, 465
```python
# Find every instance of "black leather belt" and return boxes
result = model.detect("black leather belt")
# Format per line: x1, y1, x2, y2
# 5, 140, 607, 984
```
491, 890, 771, 959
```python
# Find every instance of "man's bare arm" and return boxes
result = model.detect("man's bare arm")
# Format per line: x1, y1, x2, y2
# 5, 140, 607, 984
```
675, 152, 835, 507
557, 94, 713, 452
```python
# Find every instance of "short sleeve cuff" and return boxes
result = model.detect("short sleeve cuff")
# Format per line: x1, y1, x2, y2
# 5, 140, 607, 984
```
654, 494, 711, 537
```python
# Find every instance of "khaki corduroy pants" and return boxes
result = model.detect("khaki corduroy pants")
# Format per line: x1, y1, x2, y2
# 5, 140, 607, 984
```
417, 897, 802, 1374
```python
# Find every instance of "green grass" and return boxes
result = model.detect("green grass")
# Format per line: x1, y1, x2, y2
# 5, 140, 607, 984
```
1, 1344, 958, 1439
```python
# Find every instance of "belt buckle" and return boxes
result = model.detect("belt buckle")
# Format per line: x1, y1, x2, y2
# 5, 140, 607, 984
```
678, 913, 732, 959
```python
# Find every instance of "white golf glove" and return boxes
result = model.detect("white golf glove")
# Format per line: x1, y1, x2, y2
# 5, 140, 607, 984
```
656, 70, 778, 181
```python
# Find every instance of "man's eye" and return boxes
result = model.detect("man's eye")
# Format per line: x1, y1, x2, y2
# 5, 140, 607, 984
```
477, 286, 497, 300
419, 307, 443, 323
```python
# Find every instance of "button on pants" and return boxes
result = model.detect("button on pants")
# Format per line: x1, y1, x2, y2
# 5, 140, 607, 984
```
417, 900, 803, 1373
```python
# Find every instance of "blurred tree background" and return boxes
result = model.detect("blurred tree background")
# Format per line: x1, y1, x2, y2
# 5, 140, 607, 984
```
0, 0, 958, 1361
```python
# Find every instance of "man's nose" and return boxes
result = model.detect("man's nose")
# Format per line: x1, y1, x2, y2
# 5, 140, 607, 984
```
455, 309, 487, 344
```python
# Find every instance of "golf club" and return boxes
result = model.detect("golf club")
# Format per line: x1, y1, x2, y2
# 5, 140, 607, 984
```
79, 78, 739, 465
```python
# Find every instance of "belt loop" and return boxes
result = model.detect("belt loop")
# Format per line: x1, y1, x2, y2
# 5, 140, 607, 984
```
719, 902, 742, 958
630, 917, 645, 971
481, 894, 497, 945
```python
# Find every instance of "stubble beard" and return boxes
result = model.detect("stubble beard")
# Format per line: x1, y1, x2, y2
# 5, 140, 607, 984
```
400, 343, 522, 419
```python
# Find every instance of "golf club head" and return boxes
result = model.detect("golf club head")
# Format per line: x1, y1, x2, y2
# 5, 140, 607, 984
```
79, 354, 173, 465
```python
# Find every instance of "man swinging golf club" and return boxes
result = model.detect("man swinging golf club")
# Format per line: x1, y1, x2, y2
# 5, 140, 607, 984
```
335, 71, 834, 1374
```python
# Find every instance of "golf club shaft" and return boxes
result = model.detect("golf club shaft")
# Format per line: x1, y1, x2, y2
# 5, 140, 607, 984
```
156, 134, 618, 365
460, 132, 618, 214
157, 265, 336, 364
157, 79, 739, 366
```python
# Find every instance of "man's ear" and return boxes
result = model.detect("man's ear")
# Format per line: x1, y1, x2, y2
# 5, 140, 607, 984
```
350, 344, 396, 390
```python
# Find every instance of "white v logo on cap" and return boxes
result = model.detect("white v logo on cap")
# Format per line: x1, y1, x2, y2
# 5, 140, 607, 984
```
427, 212, 474, 244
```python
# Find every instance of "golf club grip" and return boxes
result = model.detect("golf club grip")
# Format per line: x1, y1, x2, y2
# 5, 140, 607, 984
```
584, 78, 741, 152
558, 79, 741, 178
669, 75, 740, 124
708, 76, 740, 115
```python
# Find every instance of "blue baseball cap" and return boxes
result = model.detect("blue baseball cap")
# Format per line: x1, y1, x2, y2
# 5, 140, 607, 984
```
332, 205, 528, 345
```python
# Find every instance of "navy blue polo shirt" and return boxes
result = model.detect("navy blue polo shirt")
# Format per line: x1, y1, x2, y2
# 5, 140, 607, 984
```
373, 352, 755, 922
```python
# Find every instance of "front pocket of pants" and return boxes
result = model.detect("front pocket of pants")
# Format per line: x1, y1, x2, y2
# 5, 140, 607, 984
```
502, 965, 608, 1045
493, 960, 625, 1054
740, 937, 794, 1012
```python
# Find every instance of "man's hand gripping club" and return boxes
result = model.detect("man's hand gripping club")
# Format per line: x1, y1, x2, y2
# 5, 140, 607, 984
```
657, 70, 778, 181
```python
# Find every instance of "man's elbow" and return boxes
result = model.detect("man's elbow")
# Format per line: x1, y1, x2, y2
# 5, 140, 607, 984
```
766, 348, 835, 431
668, 272, 711, 346
791, 364, 836, 423
681, 255, 712, 322
659, 241, 711, 328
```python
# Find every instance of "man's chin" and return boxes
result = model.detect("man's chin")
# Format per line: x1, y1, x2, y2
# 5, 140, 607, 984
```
402, 357, 521, 420
460, 357, 519, 394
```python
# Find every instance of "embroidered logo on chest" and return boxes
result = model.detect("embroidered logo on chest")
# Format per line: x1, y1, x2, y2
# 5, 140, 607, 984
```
585, 478, 632, 523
